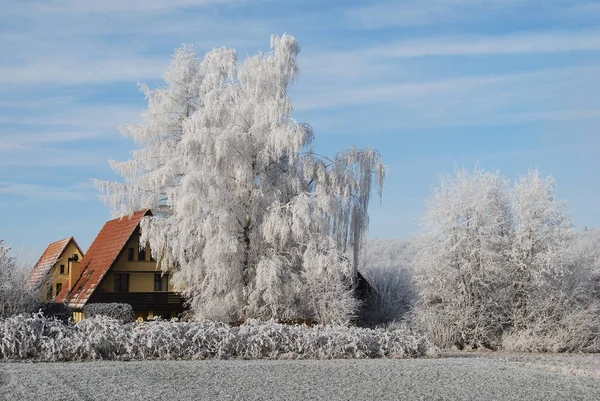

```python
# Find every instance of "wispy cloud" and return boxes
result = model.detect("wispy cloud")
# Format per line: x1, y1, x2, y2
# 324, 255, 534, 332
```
345, 0, 527, 29
0, 57, 166, 86
368, 30, 600, 58
293, 62, 600, 130
3, 0, 256, 16
0, 103, 142, 128
0, 181, 93, 201
0, 102, 143, 154
0, 0, 270, 88
294, 73, 511, 111
562, 1, 600, 17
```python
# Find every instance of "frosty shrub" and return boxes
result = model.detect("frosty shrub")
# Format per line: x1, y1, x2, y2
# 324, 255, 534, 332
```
501, 256, 600, 353
95, 35, 385, 324
83, 303, 136, 323
0, 240, 39, 318
0, 314, 434, 361
359, 239, 417, 326
413, 166, 600, 351
413, 166, 513, 349
501, 299, 600, 353
572, 229, 600, 299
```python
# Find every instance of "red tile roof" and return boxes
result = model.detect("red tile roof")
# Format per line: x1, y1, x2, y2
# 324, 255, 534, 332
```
57, 210, 150, 309
29, 237, 83, 289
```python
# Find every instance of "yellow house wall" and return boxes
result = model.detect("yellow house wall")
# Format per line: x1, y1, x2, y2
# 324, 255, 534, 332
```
41, 241, 84, 302
77, 232, 180, 321
97, 233, 174, 293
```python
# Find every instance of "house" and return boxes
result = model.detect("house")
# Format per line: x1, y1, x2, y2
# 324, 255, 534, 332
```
43, 210, 185, 322
29, 237, 84, 302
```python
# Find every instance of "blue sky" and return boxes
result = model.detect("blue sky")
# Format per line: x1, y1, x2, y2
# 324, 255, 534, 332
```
1, 0, 599, 258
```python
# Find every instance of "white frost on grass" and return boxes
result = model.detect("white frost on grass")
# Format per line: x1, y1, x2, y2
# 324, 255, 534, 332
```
4, 357, 600, 401
0, 314, 434, 362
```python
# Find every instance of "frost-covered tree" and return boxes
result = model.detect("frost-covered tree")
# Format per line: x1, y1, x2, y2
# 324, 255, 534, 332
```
0, 240, 38, 318
413, 166, 513, 349
414, 166, 600, 351
501, 172, 600, 352
509, 170, 574, 328
572, 229, 600, 297
97, 35, 384, 324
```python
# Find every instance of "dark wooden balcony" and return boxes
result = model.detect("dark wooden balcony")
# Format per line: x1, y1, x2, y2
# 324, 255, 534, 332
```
88, 291, 185, 312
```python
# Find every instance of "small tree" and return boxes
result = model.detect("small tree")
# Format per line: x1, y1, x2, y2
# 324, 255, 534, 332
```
414, 166, 600, 351
509, 170, 574, 329
0, 240, 39, 318
97, 35, 384, 324
413, 166, 513, 349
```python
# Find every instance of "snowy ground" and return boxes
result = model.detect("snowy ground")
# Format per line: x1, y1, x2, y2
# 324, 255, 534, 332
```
2, 353, 600, 401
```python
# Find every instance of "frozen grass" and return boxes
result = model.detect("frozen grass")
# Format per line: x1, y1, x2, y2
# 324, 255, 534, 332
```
0, 313, 434, 362
3, 355, 600, 401
475, 351, 600, 380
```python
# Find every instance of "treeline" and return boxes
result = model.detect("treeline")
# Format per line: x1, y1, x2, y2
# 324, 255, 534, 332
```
361, 166, 600, 352
2, 166, 599, 354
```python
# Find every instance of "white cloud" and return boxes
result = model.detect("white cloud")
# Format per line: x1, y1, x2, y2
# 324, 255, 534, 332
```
3, 0, 257, 16
346, 0, 527, 29
0, 57, 167, 86
0, 103, 143, 128
0, 103, 144, 153
370, 30, 600, 58
294, 73, 511, 111
0, 181, 93, 201
562, 2, 600, 17
293, 63, 600, 130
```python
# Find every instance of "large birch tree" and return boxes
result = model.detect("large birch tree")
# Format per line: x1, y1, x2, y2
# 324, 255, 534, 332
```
97, 35, 384, 324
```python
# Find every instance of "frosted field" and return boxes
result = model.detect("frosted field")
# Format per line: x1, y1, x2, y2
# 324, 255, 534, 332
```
2, 353, 600, 401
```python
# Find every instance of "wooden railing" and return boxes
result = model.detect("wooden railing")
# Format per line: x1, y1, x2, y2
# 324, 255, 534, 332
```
88, 292, 185, 312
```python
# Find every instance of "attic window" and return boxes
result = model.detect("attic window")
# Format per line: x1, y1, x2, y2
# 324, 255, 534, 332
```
127, 248, 134, 261
60, 264, 65, 274
139, 248, 146, 262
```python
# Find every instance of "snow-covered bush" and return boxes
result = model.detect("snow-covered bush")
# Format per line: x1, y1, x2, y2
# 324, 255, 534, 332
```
83, 303, 135, 322
0, 314, 434, 361
501, 298, 600, 353
572, 229, 600, 298
0, 240, 39, 318
359, 239, 417, 326
413, 166, 513, 349
508, 170, 575, 330
412, 166, 600, 351
501, 256, 600, 353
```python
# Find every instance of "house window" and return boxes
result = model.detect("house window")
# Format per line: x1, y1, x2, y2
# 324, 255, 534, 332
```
154, 273, 169, 291
60, 264, 65, 274
114, 274, 129, 292
139, 248, 146, 262
127, 248, 134, 261
56, 283, 62, 296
